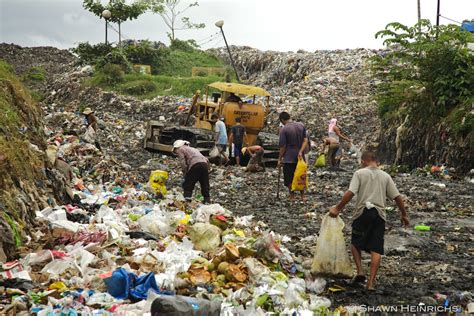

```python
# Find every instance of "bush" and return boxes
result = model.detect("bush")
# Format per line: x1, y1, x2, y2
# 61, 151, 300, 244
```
71, 42, 114, 65
23, 66, 45, 82
91, 63, 125, 86
121, 79, 157, 95
170, 39, 199, 52
371, 20, 474, 119
96, 50, 132, 73
122, 41, 170, 75
72, 41, 169, 75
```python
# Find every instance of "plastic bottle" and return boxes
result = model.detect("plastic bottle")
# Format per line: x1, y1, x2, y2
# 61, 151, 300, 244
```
414, 224, 431, 231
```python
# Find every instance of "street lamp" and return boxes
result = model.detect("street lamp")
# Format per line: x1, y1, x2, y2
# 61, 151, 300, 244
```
102, 9, 111, 44
215, 20, 240, 82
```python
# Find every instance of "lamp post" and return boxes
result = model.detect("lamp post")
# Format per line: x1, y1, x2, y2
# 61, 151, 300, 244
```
215, 20, 240, 82
102, 9, 111, 44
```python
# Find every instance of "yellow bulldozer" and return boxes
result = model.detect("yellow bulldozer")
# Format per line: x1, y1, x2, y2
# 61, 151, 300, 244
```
144, 82, 279, 165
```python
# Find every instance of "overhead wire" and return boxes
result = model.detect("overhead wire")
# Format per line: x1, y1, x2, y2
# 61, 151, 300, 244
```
106, 23, 130, 41
198, 34, 222, 47
196, 31, 219, 45
439, 15, 462, 25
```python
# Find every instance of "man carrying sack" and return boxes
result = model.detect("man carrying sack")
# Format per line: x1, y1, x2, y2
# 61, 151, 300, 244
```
278, 112, 308, 201
329, 151, 409, 290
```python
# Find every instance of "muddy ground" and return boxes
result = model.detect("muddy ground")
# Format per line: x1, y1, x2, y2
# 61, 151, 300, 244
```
164, 155, 473, 307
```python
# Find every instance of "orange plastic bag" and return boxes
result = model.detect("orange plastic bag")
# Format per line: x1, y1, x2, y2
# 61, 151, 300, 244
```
291, 158, 308, 191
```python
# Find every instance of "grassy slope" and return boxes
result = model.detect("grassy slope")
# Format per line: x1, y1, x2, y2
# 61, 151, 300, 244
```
89, 48, 230, 98
158, 49, 226, 77
0, 59, 45, 249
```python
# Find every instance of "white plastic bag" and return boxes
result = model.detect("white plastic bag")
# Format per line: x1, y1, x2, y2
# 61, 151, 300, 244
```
192, 203, 232, 223
83, 125, 96, 143
209, 146, 219, 158
311, 214, 353, 277
188, 223, 221, 251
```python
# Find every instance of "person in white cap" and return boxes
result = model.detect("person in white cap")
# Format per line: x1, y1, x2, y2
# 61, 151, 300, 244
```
173, 140, 211, 203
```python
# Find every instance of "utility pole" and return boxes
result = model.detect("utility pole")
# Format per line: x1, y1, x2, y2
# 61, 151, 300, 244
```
436, 0, 440, 38
102, 10, 111, 44
417, 0, 421, 33
215, 20, 240, 83
436, 0, 440, 27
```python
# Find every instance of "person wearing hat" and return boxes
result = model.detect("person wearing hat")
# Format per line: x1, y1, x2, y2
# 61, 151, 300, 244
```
242, 145, 265, 172
82, 107, 101, 150
83, 107, 98, 131
173, 140, 211, 203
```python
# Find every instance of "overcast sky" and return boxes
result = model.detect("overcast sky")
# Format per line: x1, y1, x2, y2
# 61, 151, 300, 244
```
1, 0, 473, 51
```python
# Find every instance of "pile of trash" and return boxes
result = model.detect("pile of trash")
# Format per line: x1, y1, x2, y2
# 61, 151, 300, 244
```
211, 46, 380, 149
0, 175, 335, 315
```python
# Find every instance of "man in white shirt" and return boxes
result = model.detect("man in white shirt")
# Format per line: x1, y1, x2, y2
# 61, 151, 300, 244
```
329, 151, 409, 291
211, 113, 228, 165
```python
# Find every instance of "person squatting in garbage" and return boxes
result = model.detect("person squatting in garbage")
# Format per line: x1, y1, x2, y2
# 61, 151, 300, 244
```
211, 113, 229, 165
322, 137, 340, 168
329, 151, 409, 290
173, 140, 211, 204
278, 111, 309, 201
228, 117, 248, 166
328, 118, 351, 167
241, 145, 265, 172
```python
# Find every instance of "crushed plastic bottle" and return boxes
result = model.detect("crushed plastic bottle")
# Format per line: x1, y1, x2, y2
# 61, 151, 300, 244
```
414, 224, 431, 231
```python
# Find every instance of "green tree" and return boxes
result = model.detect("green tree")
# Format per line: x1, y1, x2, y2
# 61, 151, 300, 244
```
149, 0, 205, 41
371, 20, 474, 118
83, 0, 149, 43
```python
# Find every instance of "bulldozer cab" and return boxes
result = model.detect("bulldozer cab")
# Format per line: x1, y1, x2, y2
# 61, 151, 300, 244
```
193, 82, 271, 146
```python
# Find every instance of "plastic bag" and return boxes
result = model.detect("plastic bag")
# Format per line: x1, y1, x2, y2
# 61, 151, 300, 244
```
151, 294, 222, 316
83, 125, 96, 143
209, 146, 219, 158
188, 223, 221, 252
291, 158, 308, 191
148, 170, 168, 197
103, 267, 160, 301
192, 203, 232, 223
138, 210, 184, 237
314, 154, 326, 168
306, 277, 326, 294
311, 214, 353, 277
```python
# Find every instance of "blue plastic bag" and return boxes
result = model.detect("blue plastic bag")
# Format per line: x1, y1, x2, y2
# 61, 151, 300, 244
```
104, 268, 160, 301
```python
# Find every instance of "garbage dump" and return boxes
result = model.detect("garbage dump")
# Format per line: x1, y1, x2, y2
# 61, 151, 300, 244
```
0, 44, 473, 315
0, 166, 337, 314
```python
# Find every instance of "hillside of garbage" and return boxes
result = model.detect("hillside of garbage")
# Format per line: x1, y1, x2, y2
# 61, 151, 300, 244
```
0, 43, 473, 315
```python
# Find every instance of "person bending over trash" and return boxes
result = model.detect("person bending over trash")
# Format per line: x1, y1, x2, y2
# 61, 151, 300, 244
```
242, 145, 265, 172
173, 140, 211, 204
328, 118, 351, 167
322, 137, 340, 168
82, 107, 101, 150
329, 151, 409, 291
278, 111, 308, 201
